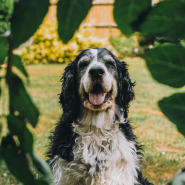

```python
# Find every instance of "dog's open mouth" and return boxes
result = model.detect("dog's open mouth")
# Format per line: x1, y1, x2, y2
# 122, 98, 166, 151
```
86, 84, 111, 106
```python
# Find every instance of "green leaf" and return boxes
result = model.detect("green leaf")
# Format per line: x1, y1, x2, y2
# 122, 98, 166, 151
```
57, 0, 92, 43
7, 114, 33, 154
12, 54, 28, 78
172, 172, 185, 185
141, 0, 185, 41
158, 93, 185, 136
9, 73, 39, 127
32, 153, 53, 182
36, 178, 50, 185
11, 0, 49, 48
7, 116, 52, 184
1, 135, 36, 185
144, 43, 185, 88
114, 0, 151, 36
0, 32, 9, 64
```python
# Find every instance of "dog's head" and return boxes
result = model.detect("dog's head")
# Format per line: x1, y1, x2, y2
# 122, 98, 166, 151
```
59, 48, 135, 122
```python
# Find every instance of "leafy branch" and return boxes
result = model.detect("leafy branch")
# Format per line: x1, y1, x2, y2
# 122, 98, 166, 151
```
114, 0, 185, 137
0, 0, 53, 184
113, 0, 185, 184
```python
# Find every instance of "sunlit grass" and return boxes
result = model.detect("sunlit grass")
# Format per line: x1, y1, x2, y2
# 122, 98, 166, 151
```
126, 57, 185, 185
1, 58, 185, 184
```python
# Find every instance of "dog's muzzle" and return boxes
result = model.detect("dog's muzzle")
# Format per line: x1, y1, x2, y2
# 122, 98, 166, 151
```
81, 62, 116, 111
87, 67, 110, 106
88, 84, 111, 106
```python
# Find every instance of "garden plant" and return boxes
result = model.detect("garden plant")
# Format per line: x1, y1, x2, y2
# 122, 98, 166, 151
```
113, 0, 185, 184
109, 35, 139, 57
0, 0, 185, 184
20, 17, 108, 64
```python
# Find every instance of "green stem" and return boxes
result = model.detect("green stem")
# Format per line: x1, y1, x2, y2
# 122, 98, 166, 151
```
5, 36, 14, 114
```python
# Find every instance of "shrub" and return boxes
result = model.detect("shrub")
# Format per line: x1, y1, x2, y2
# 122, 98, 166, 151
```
20, 17, 108, 64
0, 0, 14, 34
109, 35, 139, 57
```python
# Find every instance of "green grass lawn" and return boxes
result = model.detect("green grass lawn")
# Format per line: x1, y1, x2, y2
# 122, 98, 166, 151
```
1, 57, 185, 184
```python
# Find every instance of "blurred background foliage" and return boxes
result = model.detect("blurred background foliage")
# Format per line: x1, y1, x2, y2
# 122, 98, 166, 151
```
110, 34, 142, 58
0, 0, 15, 34
19, 17, 108, 64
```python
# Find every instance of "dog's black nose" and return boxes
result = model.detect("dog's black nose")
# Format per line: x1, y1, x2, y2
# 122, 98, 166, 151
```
89, 67, 105, 78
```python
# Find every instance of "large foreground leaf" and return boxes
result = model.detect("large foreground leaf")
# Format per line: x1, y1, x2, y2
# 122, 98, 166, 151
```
158, 93, 185, 136
114, 0, 151, 36
7, 114, 33, 154
1, 136, 36, 185
9, 73, 39, 127
36, 179, 50, 185
32, 153, 53, 182
144, 44, 185, 88
12, 54, 28, 78
57, 0, 92, 43
11, 0, 49, 48
171, 172, 185, 185
7, 115, 52, 183
141, 0, 185, 41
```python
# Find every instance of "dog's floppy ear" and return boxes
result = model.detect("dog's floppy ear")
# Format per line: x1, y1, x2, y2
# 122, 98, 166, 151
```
47, 60, 80, 161
59, 60, 80, 122
116, 60, 135, 118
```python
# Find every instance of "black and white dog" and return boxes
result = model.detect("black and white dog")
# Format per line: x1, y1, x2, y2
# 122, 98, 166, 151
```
47, 48, 153, 185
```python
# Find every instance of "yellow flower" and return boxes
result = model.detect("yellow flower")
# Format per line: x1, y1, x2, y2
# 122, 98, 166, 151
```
34, 59, 39, 64
20, 17, 108, 64
58, 58, 63, 63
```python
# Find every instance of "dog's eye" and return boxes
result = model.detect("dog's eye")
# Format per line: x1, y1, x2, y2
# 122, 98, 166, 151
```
106, 61, 115, 68
79, 62, 89, 69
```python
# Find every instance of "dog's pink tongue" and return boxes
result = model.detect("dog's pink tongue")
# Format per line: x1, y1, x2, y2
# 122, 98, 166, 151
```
89, 92, 107, 105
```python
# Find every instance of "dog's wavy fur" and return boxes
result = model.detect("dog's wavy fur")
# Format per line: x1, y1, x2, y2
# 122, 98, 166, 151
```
47, 48, 153, 185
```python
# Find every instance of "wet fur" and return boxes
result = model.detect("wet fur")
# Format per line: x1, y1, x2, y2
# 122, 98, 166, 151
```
47, 48, 153, 185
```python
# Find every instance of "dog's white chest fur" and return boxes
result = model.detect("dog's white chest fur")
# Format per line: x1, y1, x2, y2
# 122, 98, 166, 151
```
51, 110, 140, 185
